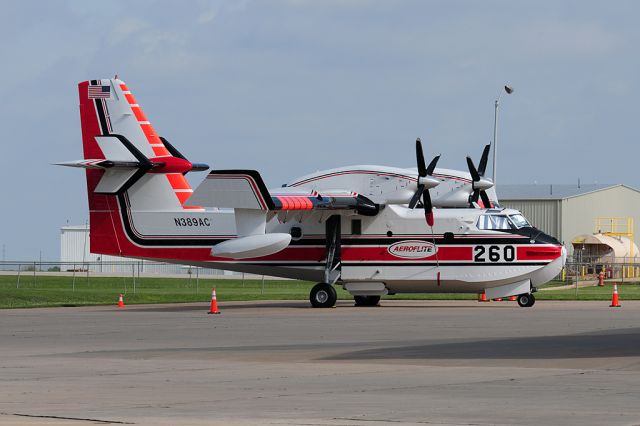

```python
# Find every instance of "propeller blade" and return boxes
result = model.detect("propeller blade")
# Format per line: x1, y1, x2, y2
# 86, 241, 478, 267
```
477, 144, 490, 176
480, 190, 492, 209
466, 156, 480, 182
409, 184, 424, 209
423, 190, 434, 227
416, 138, 426, 177
425, 154, 440, 176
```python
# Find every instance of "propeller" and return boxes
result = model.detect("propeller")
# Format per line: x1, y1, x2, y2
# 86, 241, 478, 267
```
409, 138, 440, 226
466, 144, 493, 208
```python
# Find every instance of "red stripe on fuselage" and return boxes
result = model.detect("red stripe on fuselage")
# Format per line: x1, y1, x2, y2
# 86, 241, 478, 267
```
342, 246, 472, 261
517, 246, 563, 261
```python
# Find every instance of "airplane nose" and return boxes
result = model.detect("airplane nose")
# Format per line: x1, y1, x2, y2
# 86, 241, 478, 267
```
530, 244, 567, 287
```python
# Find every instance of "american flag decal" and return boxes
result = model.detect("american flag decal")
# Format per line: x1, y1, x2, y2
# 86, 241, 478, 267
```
88, 85, 111, 99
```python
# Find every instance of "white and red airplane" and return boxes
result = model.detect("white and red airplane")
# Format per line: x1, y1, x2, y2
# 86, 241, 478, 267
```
58, 78, 566, 308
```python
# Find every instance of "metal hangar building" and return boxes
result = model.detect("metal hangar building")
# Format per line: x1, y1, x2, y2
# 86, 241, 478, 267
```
497, 184, 640, 251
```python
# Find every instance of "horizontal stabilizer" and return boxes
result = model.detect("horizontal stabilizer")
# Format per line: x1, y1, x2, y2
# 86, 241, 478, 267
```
57, 134, 208, 195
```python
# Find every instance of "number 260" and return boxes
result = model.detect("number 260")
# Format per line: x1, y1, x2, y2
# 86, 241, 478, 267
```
474, 245, 515, 262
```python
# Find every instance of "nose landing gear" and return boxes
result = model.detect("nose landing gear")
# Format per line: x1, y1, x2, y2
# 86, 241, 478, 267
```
517, 293, 535, 307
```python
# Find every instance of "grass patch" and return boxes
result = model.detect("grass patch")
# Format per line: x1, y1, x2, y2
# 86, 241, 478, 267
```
1, 275, 638, 308
536, 283, 640, 301
0, 275, 323, 309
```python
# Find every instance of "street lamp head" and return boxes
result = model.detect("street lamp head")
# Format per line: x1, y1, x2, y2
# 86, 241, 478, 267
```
504, 85, 514, 94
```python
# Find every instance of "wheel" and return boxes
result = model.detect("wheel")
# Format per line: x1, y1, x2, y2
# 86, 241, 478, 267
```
354, 295, 381, 307
310, 283, 337, 308
517, 293, 535, 308
526, 293, 536, 307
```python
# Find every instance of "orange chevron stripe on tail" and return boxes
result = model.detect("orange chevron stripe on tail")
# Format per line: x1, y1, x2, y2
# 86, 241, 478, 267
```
119, 82, 199, 209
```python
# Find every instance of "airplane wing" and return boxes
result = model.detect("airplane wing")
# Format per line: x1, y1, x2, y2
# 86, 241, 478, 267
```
188, 170, 379, 216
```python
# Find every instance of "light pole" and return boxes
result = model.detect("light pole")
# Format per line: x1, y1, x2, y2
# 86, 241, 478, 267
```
491, 85, 514, 184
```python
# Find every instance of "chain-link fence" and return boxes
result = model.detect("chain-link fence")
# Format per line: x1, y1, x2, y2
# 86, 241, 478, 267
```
0, 260, 275, 291
557, 255, 639, 285
0, 260, 237, 275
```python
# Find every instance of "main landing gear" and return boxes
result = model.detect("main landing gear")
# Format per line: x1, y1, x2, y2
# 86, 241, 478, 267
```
310, 283, 337, 308
517, 293, 536, 307
310, 216, 341, 309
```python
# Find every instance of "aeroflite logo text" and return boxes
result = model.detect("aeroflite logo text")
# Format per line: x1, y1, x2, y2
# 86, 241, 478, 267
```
387, 240, 438, 259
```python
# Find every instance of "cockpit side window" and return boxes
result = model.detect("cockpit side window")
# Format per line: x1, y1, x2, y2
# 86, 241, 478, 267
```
509, 214, 531, 229
477, 215, 512, 230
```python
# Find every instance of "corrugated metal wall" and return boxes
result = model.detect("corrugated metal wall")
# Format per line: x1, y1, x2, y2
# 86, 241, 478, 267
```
60, 226, 94, 264
499, 200, 561, 240
562, 186, 640, 249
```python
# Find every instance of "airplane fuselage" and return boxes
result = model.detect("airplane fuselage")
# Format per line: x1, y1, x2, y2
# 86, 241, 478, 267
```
113, 165, 565, 295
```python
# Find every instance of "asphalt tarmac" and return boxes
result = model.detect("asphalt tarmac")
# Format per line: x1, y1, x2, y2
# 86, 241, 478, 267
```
2, 300, 640, 425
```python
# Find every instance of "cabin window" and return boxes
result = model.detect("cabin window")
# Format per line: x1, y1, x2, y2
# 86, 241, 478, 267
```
351, 219, 362, 235
477, 215, 511, 230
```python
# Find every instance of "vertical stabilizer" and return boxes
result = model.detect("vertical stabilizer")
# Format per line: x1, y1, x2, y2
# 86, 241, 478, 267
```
76, 78, 203, 255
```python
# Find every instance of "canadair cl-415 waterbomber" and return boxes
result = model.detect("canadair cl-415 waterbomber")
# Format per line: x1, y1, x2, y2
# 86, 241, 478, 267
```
58, 78, 566, 308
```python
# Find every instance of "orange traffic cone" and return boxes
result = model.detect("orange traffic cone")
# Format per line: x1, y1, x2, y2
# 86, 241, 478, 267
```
208, 288, 220, 314
117, 293, 125, 308
508, 296, 517, 301
493, 298, 503, 302
478, 292, 489, 302
610, 284, 621, 308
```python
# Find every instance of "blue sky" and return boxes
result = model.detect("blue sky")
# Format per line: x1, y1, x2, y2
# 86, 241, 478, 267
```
1, 0, 638, 260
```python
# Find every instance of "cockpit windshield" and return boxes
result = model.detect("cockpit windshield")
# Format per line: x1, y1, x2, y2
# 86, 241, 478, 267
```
509, 214, 531, 229
477, 215, 512, 230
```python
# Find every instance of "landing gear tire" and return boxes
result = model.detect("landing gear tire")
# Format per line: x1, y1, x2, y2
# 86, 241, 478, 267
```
517, 293, 535, 308
354, 295, 381, 307
310, 283, 337, 308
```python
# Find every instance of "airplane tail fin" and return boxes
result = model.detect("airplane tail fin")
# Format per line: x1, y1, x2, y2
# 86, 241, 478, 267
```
61, 78, 209, 255
74, 78, 208, 204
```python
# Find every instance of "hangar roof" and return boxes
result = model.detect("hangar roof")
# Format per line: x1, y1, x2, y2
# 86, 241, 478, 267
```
497, 184, 640, 201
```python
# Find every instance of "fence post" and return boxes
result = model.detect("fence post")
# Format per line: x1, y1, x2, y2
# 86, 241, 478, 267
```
16, 264, 21, 289
132, 264, 136, 294
196, 267, 199, 294
242, 272, 245, 288
261, 275, 265, 295
574, 262, 579, 299
72, 263, 76, 292
33, 262, 37, 286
